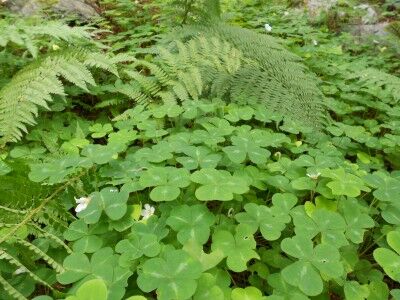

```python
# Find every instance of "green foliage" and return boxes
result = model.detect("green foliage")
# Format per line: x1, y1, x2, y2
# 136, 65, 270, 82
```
1, 0, 400, 299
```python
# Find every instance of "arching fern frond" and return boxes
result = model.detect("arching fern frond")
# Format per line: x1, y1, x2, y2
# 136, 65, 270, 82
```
166, 23, 326, 127
0, 17, 95, 58
0, 49, 129, 145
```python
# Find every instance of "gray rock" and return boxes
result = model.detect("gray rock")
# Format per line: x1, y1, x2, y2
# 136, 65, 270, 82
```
305, 0, 338, 16
354, 4, 378, 24
346, 22, 389, 37
3, 0, 99, 19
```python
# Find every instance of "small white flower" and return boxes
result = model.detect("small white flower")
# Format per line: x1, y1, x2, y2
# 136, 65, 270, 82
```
307, 172, 321, 180
313, 39, 318, 46
52, 44, 60, 51
13, 267, 27, 275
74, 196, 91, 213
283, 11, 289, 16
264, 23, 272, 32
141, 204, 155, 220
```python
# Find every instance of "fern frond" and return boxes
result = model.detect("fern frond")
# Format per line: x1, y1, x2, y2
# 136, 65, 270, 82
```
163, 24, 326, 127
0, 49, 126, 145
15, 239, 64, 273
0, 250, 54, 290
0, 18, 94, 58
347, 68, 400, 104
0, 274, 27, 300
387, 21, 400, 39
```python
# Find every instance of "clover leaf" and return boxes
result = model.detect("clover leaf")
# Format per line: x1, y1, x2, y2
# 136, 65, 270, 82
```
321, 168, 368, 197
78, 187, 129, 224
231, 287, 266, 300
139, 166, 190, 201
63, 219, 103, 253
58, 248, 132, 300
281, 235, 343, 296
344, 281, 369, 300
81, 143, 125, 165
183, 239, 224, 271
211, 224, 259, 272
364, 171, 400, 203
291, 206, 348, 248
193, 272, 230, 300
137, 249, 202, 300
224, 104, 254, 123
65, 279, 108, 300
29, 155, 91, 183
129, 215, 169, 241
267, 273, 309, 300
89, 123, 113, 138
134, 142, 174, 163
176, 146, 221, 170
373, 230, 400, 282
166, 204, 215, 245
115, 232, 160, 262
191, 168, 249, 201
339, 198, 374, 244
223, 130, 271, 164
235, 193, 297, 240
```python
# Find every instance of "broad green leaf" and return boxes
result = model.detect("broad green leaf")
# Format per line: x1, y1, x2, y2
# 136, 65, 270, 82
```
374, 230, 400, 282
139, 167, 190, 201
235, 193, 296, 241
78, 188, 129, 224
137, 249, 202, 300
344, 281, 369, 300
367, 281, 389, 300
291, 207, 348, 247
211, 224, 259, 272
339, 198, 374, 244
115, 233, 160, 261
281, 235, 343, 296
231, 287, 266, 300
166, 204, 215, 245
321, 168, 368, 197
176, 146, 221, 170
364, 171, 400, 203
65, 279, 108, 300
191, 168, 249, 201
183, 239, 224, 271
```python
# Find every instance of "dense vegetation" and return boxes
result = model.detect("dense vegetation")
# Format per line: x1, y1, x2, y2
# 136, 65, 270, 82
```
1, 0, 400, 299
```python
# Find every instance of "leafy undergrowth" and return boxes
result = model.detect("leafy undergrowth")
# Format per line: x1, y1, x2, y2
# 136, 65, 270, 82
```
0, 0, 400, 299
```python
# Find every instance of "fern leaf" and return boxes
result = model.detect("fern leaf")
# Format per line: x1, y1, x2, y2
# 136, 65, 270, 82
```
0, 274, 28, 300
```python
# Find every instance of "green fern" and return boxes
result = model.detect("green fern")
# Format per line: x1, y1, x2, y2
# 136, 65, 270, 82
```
119, 28, 325, 127
387, 21, 400, 40
170, 24, 326, 126
0, 162, 80, 299
0, 50, 131, 145
347, 68, 400, 105
0, 16, 94, 58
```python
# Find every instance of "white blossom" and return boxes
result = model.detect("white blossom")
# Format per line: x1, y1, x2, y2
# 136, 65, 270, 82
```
74, 196, 91, 213
141, 204, 155, 220
264, 23, 272, 32
313, 39, 318, 46
307, 172, 321, 180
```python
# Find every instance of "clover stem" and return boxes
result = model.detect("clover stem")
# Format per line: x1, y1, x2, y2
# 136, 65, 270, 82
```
359, 233, 386, 257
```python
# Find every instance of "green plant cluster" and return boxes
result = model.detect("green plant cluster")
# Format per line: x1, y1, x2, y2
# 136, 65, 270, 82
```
1, 0, 400, 299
